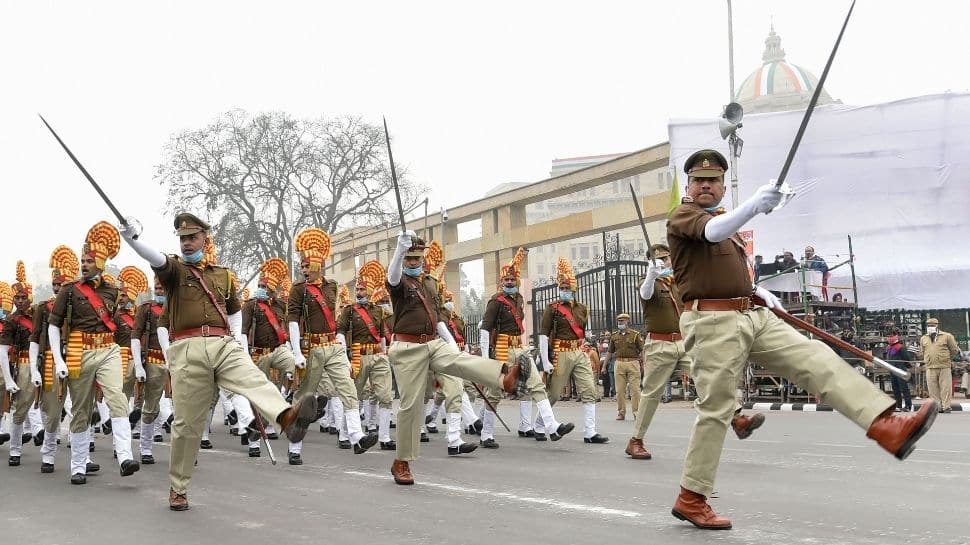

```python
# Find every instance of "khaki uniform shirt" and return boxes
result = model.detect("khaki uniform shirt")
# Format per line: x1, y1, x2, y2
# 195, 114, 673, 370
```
539, 301, 588, 341
153, 256, 239, 334
287, 280, 339, 334
609, 329, 643, 359
49, 280, 120, 334
920, 331, 960, 369
667, 203, 751, 301
641, 278, 681, 334
337, 303, 385, 345
242, 298, 288, 348
386, 274, 441, 336
481, 292, 525, 336
132, 302, 163, 350
0, 308, 33, 351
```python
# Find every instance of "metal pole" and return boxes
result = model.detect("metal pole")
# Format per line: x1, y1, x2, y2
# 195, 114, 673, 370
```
729, 139, 740, 209
423, 198, 429, 240
727, 0, 736, 103
602, 231, 612, 333
848, 235, 859, 325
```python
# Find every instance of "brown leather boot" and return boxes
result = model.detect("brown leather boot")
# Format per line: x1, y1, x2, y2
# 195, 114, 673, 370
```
624, 437, 652, 460
391, 459, 414, 485
615, 411, 625, 421
169, 488, 189, 511
866, 400, 938, 460
731, 412, 765, 440
500, 363, 520, 395
671, 486, 732, 530
277, 394, 318, 444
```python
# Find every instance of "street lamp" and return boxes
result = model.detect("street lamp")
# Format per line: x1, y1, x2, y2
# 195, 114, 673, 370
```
423, 197, 429, 241
719, 102, 744, 208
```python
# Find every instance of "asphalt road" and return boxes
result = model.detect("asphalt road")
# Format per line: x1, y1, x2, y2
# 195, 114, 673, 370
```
2, 402, 968, 545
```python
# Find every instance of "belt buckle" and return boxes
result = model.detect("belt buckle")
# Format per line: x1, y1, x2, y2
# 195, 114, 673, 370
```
92, 335, 102, 347
201, 325, 211, 337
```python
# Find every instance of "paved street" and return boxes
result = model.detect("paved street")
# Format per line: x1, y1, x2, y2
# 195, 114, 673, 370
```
2, 402, 967, 545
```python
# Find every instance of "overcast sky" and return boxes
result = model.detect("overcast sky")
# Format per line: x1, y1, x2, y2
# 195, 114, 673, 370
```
2, 0, 966, 288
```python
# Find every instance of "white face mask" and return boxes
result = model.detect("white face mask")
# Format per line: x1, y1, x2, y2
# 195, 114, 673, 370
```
444, 301, 454, 312
380, 304, 392, 313
926, 326, 938, 334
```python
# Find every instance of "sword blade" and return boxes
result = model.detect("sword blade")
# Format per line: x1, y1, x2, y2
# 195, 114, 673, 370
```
38, 114, 129, 226
774, 0, 856, 189
382, 117, 407, 230
628, 182, 654, 259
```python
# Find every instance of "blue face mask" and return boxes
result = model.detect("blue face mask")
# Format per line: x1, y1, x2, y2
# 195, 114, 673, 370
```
403, 266, 423, 278
183, 249, 204, 264
559, 290, 574, 302
154, 295, 166, 305
356, 296, 368, 305
617, 323, 627, 330
254, 288, 269, 301
659, 267, 674, 278
124, 302, 134, 310
0, 310, 6, 320
502, 286, 518, 295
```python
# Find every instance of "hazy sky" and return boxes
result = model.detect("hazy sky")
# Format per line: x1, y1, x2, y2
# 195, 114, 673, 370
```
2, 0, 966, 288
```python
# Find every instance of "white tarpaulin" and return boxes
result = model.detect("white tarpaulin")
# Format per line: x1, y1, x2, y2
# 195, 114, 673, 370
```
668, 93, 970, 311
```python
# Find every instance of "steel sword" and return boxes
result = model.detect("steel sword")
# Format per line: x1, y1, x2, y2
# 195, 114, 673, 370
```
629, 182, 654, 260
382, 117, 407, 230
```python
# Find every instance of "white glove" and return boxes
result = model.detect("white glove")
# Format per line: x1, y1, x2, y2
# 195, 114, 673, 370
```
704, 183, 785, 243
388, 230, 418, 286
479, 330, 490, 356
48, 324, 68, 378
1, 348, 18, 393
236, 334, 248, 348
397, 230, 417, 251
336, 333, 347, 347
288, 321, 306, 368
228, 311, 242, 338
157, 327, 171, 370
538, 335, 553, 373
120, 221, 167, 269
118, 217, 141, 241
294, 350, 307, 369
29, 342, 42, 386
131, 338, 146, 382
284, 372, 294, 381
754, 285, 783, 310
436, 322, 460, 352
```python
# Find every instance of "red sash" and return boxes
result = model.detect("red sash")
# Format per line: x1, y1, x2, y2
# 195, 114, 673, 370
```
47, 300, 54, 312
74, 282, 117, 332
119, 312, 135, 329
352, 306, 382, 343
448, 319, 465, 344
15, 315, 33, 333
151, 304, 163, 317
496, 295, 524, 333
305, 284, 337, 332
553, 303, 585, 339
257, 302, 288, 345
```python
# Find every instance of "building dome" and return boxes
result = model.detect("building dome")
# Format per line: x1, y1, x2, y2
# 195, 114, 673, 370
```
735, 26, 835, 114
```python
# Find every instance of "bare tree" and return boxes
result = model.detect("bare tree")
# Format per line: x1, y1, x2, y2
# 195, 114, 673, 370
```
156, 109, 424, 282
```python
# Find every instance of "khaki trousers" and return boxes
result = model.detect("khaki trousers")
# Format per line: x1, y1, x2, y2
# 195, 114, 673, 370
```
122, 358, 136, 398
10, 363, 37, 425
256, 345, 296, 384
926, 367, 952, 409
298, 345, 358, 409
546, 350, 598, 405
484, 347, 549, 407
140, 363, 167, 423
166, 336, 290, 494
354, 354, 392, 408
389, 338, 504, 461
632, 339, 691, 440
679, 307, 894, 496
66, 345, 128, 433
431, 373, 463, 413
614, 358, 641, 415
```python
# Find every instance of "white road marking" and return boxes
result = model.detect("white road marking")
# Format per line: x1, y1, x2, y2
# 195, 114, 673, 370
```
909, 459, 970, 467
344, 470, 641, 518
915, 449, 965, 454
791, 452, 852, 458
816, 442, 865, 449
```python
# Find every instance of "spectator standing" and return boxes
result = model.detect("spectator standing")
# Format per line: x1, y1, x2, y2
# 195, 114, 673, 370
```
920, 318, 961, 413
885, 329, 913, 412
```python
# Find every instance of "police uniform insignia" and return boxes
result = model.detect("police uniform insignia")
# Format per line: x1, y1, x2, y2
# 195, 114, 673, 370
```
681, 196, 694, 203
701, 159, 710, 168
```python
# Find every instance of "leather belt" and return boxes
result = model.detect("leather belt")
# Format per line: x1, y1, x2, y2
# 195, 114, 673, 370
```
393, 333, 438, 344
648, 332, 683, 341
146, 348, 166, 364
685, 297, 753, 312
616, 357, 639, 362
554, 339, 583, 351
305, 332, 336, 347
81, 331, 116, 349
171, 325, 230, 341
16, 350, 30, 364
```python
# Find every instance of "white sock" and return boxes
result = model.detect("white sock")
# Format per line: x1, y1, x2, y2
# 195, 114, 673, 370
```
519, 401, 533, 432
289, 440, 302, 454
583, 403, 596, 438
97, 401, 110, 429
9, 423, 24, 456
345, 406, 365, 444
481, 410, 496, 441
111, 417, 133, 464
140, 421, 154, 455
461, 393, 479, 429
379, 407, 392, 443
446, 412, 462, 447
536, 398, 560, 435
331, 398, 346, 440
70, 432, 88, 475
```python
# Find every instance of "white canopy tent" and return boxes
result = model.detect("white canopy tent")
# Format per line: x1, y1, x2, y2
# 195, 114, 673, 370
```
668, 92, 970, 311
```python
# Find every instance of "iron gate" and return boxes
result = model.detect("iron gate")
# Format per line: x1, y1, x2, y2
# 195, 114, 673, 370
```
529, 260, 649, 344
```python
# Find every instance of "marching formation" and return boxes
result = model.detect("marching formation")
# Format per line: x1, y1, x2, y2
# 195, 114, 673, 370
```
0, 149, 939, 530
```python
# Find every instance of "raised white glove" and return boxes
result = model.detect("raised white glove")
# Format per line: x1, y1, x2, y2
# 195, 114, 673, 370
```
336, 333, 347, 347
120, 223, 166, 269
754, 285, 783, 310
704, 183, 786, 243
538, 335, 553, 372
388, 230, 418, 287
397, 230, 417, 250
48, 324, 68, 378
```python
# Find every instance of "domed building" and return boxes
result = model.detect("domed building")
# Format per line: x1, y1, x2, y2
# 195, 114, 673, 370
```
735, 26, 838, 114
